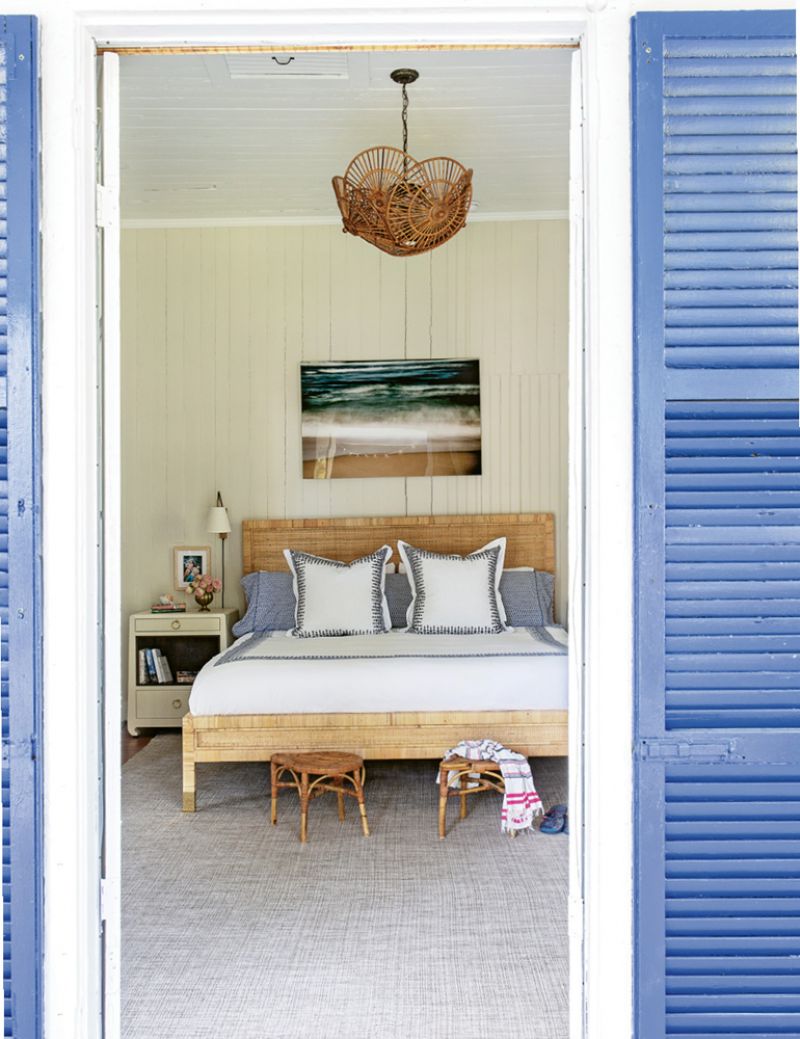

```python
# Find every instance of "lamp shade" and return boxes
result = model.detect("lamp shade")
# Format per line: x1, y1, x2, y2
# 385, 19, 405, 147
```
206, 506, 231, 535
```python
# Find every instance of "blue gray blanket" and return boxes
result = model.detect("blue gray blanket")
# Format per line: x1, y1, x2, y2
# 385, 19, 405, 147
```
215, 626, 567, 666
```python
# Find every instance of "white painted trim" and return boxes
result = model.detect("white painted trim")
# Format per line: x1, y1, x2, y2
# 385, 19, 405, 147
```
579, 9, 634, 1039
41, 13, 103, 1039
120, 209, 570, 229
566, 43, 587, 1039
99, 50, 123, 1039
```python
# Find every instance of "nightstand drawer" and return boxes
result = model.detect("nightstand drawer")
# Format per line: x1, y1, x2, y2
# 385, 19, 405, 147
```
134, 616, 217, 634
136, 688, 191, 719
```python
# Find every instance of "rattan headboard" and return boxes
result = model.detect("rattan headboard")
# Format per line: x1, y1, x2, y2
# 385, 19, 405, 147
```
242, 513, 555, 574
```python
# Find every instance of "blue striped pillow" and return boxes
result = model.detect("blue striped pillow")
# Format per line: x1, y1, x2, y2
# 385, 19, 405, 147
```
232, 571, 296, 637
499, 571, 554, 627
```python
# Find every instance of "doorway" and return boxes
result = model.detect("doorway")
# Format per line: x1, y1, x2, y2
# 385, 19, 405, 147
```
98, 33, 588, 1039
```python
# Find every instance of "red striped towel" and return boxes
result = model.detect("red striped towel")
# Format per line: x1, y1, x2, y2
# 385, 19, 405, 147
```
440, 739, 543, 833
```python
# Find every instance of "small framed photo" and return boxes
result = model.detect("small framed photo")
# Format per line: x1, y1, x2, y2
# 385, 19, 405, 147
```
173, 546, 210, 591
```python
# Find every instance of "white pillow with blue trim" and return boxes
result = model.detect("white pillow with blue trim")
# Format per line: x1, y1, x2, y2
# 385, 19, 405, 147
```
397, 537, 508, 634
283, 545, 393, 638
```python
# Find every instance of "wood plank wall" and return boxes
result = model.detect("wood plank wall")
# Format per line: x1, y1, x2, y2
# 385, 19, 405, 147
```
121, 220, 569, 643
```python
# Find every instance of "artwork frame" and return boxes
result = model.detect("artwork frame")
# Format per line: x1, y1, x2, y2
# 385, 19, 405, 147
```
301, 358, 482, 480
173, 546, 211, 591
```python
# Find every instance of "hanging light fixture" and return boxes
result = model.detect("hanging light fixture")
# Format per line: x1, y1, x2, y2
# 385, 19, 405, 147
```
332, 69, 473, 257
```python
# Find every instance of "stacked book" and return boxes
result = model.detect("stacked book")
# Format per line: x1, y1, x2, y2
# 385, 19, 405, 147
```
138, 648, 175, 685
150, 602, 186, 614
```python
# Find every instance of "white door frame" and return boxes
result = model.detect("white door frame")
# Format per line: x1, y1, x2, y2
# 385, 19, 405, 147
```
41, 7, 636, 1038
97, 49, 123, 1039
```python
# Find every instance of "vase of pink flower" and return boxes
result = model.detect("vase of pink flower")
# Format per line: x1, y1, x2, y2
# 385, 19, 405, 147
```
188, 573, 222, 611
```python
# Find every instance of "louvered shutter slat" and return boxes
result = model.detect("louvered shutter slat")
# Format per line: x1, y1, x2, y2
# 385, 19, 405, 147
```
665, 36, 794, 56
634, 12, 800, 1039
667, 249, 796, 269
668, 134, 796, 153
667, 77, 797, 97
666, 270, 798, 290
670, 975, 800, 994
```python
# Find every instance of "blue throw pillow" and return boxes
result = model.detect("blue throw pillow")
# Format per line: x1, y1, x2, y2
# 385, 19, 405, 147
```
232, 571, 296, 637
499, 571, 554, 627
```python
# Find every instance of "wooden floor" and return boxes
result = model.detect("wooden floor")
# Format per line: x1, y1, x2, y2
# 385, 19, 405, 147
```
122, 727, 155, 764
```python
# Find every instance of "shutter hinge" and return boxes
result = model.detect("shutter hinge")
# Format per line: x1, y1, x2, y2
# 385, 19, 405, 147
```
638, 738, 742, 762
95, 184, 118, 229
1, 735, 36, 764
100, 876, 117, 922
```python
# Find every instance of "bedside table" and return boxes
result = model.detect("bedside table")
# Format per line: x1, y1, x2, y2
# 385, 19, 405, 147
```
127, 607, 239, 736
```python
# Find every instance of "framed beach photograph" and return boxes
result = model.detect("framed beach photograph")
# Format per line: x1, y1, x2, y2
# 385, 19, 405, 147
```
173, 546, 211, 591
301, 358, 482, 479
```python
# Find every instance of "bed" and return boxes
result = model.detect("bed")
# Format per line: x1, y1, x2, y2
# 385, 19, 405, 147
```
182, 513, 567, 811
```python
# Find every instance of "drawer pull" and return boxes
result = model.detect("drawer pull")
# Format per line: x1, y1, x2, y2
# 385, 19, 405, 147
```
171, 619, 181, 630
172, 699, 183, 710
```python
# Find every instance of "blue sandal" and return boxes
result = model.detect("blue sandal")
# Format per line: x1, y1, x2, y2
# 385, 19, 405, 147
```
540, 804, 567, 834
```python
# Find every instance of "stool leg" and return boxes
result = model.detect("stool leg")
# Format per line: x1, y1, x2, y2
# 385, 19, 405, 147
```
270, 760, 278, 825
300, 771, 310, 843
336, 777, 346, 822
353, 771, 370, 837
460, 773, 468, 820
439, 767, 448, 839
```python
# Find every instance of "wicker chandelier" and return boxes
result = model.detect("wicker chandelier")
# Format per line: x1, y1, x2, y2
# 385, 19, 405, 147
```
332, 69, 473, 257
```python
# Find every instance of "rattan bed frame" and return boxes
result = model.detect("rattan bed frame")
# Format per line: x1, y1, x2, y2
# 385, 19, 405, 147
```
182, 513, 567, 811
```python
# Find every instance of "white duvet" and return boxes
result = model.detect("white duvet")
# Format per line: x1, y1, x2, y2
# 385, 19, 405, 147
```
188, 627, 568, 716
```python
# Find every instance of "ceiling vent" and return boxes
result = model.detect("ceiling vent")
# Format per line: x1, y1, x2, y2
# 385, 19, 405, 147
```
223, 54, 350, 79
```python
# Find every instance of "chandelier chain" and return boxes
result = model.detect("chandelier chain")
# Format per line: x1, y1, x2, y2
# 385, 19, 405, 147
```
401, 84, 409, 173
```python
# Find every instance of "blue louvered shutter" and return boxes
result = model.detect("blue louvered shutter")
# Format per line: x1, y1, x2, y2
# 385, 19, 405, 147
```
633, 11, 800, 1039
0, 16, 42, 1039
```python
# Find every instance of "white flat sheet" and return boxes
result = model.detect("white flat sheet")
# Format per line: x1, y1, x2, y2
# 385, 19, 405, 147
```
189, 627, 568, 715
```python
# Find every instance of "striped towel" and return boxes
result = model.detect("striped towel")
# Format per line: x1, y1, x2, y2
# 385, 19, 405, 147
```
440, 739, 544, 833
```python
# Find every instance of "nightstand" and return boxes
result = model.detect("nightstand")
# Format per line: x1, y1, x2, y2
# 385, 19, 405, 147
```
127, 607, 239, 736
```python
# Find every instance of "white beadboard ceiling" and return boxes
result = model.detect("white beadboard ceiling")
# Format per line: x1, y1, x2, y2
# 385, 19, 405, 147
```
120, 49, 572, 223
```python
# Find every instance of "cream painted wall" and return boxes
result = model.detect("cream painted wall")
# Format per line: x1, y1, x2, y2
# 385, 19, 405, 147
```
121, 219, 569, 640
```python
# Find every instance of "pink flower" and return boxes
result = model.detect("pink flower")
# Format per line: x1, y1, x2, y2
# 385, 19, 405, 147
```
188, 573, 219, 596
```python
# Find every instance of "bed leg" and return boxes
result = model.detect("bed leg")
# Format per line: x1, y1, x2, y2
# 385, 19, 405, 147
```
182, 717, 197, 813
182, 764, 196, 812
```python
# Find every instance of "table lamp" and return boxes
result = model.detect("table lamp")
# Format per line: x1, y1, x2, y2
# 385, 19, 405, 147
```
206, 491, 232, 607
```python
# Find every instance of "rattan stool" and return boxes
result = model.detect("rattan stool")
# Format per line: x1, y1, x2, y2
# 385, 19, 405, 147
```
270, 751, 370, 843
438, 756, 506, 839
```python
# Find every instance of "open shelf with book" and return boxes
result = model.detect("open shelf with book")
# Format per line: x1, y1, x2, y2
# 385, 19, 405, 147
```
127, 608, 238, 735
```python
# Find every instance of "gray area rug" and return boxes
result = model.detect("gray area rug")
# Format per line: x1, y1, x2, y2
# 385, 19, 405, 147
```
123, 735, 568, 1039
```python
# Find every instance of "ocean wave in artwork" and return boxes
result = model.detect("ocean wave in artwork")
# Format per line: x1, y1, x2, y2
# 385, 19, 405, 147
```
300, 358, 482, 479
